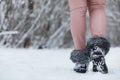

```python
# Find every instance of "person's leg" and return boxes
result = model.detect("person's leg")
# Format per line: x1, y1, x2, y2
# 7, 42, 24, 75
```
68, 0, 87, 50
88, 0, 106, 37
69, 0, 91, 73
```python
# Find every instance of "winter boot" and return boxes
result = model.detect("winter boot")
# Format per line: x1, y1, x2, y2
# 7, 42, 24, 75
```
74, 62, 89, 73
70, 50, 90, 73
86, 36, 110, 74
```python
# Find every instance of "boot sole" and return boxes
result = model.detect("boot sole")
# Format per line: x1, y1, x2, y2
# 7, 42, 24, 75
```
92, 52, 108, 74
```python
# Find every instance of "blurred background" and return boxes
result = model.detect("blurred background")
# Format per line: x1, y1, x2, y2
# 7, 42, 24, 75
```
0, 0, 120, 49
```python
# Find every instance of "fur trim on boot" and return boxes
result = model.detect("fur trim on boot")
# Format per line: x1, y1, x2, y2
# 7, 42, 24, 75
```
70, 50, 90, 64
86, 36, 110, 55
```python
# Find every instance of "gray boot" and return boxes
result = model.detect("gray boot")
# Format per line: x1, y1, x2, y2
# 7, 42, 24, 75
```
74, 62, 89, 73
70, 50, 90, 73
86, 36, 110, 74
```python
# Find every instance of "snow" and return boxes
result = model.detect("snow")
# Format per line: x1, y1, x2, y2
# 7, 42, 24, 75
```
0, 31, 19, 35
0, 48, 120, 80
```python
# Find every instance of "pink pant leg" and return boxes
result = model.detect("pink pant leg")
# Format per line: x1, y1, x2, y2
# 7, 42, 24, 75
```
88, 0, 106, 37
68, 0, 87, 50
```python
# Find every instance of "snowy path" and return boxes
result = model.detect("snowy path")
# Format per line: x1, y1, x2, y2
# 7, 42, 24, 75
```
0, 48, 120, 80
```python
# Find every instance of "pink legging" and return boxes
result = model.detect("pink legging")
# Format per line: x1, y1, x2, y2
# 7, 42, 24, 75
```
68, 0, 106, 50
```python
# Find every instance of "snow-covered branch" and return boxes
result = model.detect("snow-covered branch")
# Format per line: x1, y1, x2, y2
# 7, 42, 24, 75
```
0, 31, 19, 35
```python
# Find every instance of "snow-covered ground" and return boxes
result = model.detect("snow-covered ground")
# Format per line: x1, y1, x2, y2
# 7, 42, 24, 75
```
0, 48, 120, 80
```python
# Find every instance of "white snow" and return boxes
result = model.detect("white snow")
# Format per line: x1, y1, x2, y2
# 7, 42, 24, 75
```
0, 48, 120, 80
0, 31, 19, 35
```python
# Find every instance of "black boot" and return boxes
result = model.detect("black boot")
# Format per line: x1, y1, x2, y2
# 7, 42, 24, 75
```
92, 61, 98, 72
70, 50, 90, 73
86, 36, 110, 74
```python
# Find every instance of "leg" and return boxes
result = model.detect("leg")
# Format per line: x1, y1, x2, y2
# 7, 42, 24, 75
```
88, 0, 106, 37
68, 0, 87, 50
69, 0, 90, 73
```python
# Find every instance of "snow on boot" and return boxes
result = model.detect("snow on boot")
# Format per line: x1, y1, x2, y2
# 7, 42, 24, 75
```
86, 36, 110, 74
74, 62, 89, 73
92, 55, 108, 73
70, 50, 90, 73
